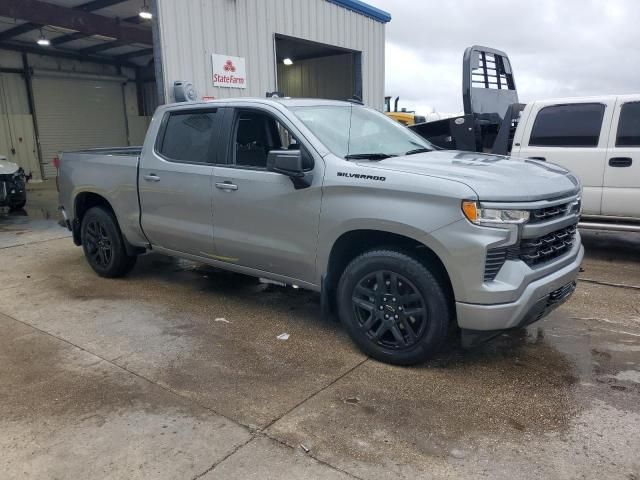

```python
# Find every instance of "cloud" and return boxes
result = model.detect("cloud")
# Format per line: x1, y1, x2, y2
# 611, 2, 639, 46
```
371, 0, 640, 114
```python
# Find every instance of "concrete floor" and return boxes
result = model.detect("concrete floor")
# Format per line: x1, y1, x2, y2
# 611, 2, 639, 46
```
1, 181, 639, 479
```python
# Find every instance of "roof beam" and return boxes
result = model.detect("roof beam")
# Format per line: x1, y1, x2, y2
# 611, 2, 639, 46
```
0, 0, 152, 46
0, 23, 40, 43
0, 0, 129, 43
51, 0, 135, 46
0, 41, 137, 68
115, 48, 154, 60
78, 41, 129, 55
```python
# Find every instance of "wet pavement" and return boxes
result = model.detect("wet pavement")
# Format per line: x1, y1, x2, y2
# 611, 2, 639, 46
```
1, 181, 639, 479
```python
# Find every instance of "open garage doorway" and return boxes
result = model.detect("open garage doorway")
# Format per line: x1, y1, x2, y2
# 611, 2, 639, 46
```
275, 35, 362, 101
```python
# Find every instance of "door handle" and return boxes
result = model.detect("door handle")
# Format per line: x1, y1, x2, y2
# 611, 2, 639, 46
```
215, 181, 238, 191
143, 173, 161, 182
608, 157, 633, 167
528, 156, 546, 162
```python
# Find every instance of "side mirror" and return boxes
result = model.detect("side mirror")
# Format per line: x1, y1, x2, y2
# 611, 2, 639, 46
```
267, 149, 304, 177
267, 149, 313, 189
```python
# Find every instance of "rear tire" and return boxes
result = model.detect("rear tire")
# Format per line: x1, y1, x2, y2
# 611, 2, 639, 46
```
81, 206, 137, 278
337, 249, 451, 365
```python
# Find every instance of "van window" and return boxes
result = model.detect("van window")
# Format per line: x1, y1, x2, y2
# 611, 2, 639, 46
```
159, 109, 218, 163
616, 102, 640, 147
529, 103, 605, 147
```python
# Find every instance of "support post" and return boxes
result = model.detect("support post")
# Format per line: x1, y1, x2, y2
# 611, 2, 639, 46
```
21, 52, 45, 180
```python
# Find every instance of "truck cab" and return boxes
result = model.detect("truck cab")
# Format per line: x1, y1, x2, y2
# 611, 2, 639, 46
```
512, 95, 640, 228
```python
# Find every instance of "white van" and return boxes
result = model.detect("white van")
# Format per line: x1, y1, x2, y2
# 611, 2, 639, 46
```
511, 95, 640, 231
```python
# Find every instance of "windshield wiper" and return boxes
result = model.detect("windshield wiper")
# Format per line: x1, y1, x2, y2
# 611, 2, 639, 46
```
404, 147, 431, 156
344, 153, 396, 160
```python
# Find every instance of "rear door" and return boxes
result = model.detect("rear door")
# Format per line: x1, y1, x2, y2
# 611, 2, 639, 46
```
516, 100, 615, 215
211, 105, 323, 284
139, 107, 222, 256
602, 98, 640, 219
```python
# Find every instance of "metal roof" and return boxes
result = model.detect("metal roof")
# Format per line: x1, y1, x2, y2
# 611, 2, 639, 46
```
326, 0, 391, 23
0, 0, 154, 67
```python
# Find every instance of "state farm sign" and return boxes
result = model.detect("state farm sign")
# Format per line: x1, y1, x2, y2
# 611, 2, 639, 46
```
212, 54, 246, 89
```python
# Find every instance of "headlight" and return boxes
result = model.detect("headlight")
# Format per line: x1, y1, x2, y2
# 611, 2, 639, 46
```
462, 200, 529, 226
12, 168, 25, 181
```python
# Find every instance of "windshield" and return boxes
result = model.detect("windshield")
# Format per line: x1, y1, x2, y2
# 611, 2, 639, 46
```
290, 105, 434, 159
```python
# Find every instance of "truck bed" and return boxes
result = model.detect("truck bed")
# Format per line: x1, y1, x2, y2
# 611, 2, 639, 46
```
64, 146, 142, 156
58, 147, 147, 248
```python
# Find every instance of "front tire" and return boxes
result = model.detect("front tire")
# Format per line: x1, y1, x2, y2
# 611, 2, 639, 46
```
337, 250, 451, 365
81, 206, 137, 278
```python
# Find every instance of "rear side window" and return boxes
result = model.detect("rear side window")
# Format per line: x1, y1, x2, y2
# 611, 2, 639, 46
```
529, 103, 605, 147
616, 102, 640, 147
159, 109, 218, 163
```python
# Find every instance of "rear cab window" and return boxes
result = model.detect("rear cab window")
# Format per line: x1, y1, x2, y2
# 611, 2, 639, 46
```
616, 102, 640, 147
158, 109, 220, 163
529, 103, 605, 147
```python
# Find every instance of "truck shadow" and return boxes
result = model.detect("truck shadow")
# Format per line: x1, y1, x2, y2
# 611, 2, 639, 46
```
581, 229, 640, 263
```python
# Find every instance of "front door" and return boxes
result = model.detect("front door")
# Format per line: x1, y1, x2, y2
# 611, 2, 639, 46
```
602, 99, 640, 219
515, 100, 615, 215
211, 106, 323, 284
139, 107, 223, 256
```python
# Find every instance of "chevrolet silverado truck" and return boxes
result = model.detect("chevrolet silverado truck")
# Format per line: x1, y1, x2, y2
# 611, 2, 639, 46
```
58, 98, 584, 365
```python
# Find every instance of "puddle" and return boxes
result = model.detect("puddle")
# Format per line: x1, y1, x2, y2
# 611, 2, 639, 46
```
611, 370, 640, 384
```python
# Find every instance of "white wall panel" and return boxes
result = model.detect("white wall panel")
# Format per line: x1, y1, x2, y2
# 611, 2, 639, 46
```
157, 0, 385, 109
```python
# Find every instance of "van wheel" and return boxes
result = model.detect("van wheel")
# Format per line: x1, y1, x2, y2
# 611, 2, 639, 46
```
81, 206, 137, 278
337, 250, 450, 365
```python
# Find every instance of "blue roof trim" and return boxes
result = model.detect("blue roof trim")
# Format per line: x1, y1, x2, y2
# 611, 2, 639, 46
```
326, 0, 392, 23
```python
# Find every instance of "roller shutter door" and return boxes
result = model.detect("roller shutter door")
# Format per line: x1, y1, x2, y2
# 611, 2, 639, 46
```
32, 75, 128, 178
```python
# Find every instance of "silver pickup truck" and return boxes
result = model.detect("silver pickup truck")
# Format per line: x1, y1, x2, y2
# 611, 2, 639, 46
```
58, 98, 584, 365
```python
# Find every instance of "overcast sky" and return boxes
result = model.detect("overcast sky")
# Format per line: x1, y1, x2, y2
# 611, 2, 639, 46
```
369, 0, 640, 116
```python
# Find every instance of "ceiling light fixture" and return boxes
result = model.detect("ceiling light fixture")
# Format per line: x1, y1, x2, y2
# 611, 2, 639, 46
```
283, 58, 293, 66
36, 29, 50, 47
139, 0, 153, 20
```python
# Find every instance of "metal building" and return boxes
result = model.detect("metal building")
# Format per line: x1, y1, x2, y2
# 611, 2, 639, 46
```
155, 0, 390, 108
0, 0, 389, 181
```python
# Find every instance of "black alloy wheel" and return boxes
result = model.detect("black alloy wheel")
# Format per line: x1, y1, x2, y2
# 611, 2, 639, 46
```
352, 270, 427, 350
337, 249, 450, 365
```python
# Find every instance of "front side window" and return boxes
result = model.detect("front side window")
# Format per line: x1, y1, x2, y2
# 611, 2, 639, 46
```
529, 103, 605, 147
290, 105, 433, 158
159, 109, 218, 163
233, 110, 310, 169
616, 102, 640, 147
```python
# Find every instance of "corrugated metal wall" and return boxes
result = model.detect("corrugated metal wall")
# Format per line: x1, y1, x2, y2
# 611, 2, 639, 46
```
156, 0, 385, 109
0, 71, 41, 180
0, 50, 152, 179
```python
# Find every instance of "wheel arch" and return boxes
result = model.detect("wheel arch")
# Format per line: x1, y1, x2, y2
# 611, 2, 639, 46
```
73, 191, 144, 256
322, 229, 455, 319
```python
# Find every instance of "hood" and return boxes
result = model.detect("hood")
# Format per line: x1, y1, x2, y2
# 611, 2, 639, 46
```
0, 157, 21, 176
357, 151, 580, 202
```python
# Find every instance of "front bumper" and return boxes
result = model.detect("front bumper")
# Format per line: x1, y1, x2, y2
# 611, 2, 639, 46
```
0, 177, 26, 207
455, 243, 584, 331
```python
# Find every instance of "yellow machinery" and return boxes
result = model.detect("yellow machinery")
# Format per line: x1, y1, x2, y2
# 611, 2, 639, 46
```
384, 96, 425, 126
